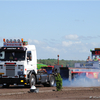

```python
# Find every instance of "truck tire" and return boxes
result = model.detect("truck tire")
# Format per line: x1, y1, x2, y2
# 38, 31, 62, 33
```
49, 75, 55, 87
30, 74, 36, 87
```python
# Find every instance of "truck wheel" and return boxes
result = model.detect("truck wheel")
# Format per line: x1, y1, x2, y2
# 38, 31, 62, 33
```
49, 75, 55, 87
30, 74, 36, 87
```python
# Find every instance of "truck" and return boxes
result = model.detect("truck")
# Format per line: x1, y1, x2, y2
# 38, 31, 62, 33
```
59, 48, 100, 82
0, 38, 55, 87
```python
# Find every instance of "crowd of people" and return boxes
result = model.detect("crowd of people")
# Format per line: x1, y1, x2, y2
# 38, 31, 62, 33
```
86, 56, 100, 61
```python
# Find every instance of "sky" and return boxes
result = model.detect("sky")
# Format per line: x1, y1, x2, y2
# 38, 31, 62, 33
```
0, 0, 100, 60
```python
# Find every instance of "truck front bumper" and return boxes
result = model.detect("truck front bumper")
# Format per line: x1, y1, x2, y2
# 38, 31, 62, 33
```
0, 78, 28, 85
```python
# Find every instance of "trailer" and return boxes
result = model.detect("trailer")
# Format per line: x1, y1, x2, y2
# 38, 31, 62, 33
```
0, 38, 55, 87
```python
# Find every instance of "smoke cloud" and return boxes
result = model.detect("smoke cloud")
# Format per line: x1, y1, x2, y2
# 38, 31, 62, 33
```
62, 74, 100, 87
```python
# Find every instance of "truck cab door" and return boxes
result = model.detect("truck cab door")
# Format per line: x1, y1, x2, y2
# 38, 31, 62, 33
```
27, 51, 33, 70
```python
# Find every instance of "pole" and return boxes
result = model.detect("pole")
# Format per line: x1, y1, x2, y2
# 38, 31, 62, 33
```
57, 55, 59, 65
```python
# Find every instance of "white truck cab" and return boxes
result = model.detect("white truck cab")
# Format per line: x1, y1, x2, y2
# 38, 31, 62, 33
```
0, 39, 37, 87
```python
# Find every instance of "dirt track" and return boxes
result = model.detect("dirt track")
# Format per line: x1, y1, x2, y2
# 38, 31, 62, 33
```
0, 85, 100, 100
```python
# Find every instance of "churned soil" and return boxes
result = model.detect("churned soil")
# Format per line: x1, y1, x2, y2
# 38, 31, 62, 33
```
0, 85, 100, 100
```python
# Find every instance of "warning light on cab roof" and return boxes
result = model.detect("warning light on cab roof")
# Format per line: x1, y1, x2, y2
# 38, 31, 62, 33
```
3, 39, 24, 43
21, 38, 23, 42
3, 38, 5, 42
3, 38, 28, 46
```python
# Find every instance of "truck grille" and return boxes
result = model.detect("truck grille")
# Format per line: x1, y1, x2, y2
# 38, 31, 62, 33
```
6, 65, 15, 76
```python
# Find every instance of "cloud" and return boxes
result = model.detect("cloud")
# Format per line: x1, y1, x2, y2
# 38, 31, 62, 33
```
62, 41, 81, 47
91, 42, 100, 47
62, 41, 73, 47
33, 40, 40, 45
42, 46, 59, 52
28, 39, 45, 46
79, 35, 100, 40
65, 34, 79, 40
64, 35, 100, 41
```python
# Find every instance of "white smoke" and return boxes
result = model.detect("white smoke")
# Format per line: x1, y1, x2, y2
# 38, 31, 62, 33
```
62, 74, 100, 87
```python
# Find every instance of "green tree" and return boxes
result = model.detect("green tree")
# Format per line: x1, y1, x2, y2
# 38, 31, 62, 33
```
55, 73, 62, 91
37, 59, 85, 67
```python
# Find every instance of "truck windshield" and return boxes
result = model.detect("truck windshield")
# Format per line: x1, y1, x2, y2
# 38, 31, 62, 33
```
0, 50, 25, 61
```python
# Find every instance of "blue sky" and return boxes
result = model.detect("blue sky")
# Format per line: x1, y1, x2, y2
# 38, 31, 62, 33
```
0, 0, 100, 60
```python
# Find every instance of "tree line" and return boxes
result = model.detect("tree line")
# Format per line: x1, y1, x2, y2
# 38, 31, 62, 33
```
37, 59, 85, 67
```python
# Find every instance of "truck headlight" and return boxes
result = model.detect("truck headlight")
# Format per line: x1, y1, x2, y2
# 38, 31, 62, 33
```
18, 71, 23, 75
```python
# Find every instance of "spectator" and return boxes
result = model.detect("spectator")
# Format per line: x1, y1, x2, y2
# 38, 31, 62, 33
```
94, 56, 98, 61
86, 56, 92, 61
